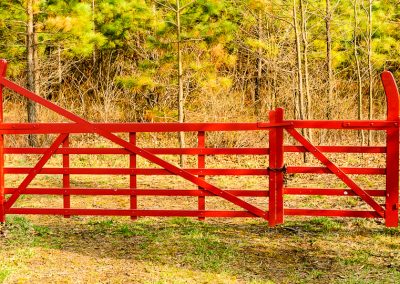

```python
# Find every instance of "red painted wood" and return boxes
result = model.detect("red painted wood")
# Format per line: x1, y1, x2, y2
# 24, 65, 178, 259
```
285, 208, 380, 218
4, 145, 387, 155
0, 120, 396, 135
4, 134, 68, 209
7, 208, 260, 218
275, 108, 284, 224
286, 166, 384, 175
0, 122, 263, 133
4, 147, 270, 155
288, 120, 397, 129
0, 120, 395, 134
198, 131, 205, 221
3, 188, 270, 197
268, 110, 277, 226
63, 135, 70, 218
284, 188, 385, 196
1, 78, 267, 219
286, 128, 384, 217
130, 132, 137, 220
4, 168, 269, 175
382, 71, 400, 227
284, 145, 386, 153
5, 187, 386, 197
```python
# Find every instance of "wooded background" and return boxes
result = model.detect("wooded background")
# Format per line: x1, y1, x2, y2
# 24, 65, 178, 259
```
0, 0, 398, 147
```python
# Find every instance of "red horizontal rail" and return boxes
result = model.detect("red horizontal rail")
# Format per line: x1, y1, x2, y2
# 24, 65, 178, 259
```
0, 120, 396, 134
7, 208, 259, 218
284, 208, 380, 218
287, 167, 385, 175
3, 167, 384, 175
4, 187, 385, 197
0, 122, 263, 133
5, 147, 269, 155
4, 145, 386, 155
288, 120, 397, 129
284, 188, 385, 196
4, 188, 270, 197
4, 168, 269, 175
284, 146, 386, 153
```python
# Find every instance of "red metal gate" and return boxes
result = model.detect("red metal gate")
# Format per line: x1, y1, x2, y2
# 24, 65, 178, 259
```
0, 59, 399, 227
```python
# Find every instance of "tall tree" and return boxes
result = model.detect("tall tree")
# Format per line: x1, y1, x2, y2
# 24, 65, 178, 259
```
254, 9, 263, 116
325, 0, 333, 119
176, 0, 187, 167
353, 0, 364, 145
367, 0, 373, 145
293, 0, 305, 122
26, 0, 39, 146
299, 0, 311, 141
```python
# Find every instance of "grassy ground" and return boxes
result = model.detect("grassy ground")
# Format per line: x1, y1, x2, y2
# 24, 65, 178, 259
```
1, 216, 400, 283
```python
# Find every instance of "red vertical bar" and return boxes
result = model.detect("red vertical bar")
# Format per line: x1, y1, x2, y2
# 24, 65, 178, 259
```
381, 71, 399, 227
198, 131, 205, 220
275, 108, 284, 224
130, 132, 137, 220
0, 60, 7, 222
63, 135, 70, 218
385, 127, 399, 227
268, 110, 277, 227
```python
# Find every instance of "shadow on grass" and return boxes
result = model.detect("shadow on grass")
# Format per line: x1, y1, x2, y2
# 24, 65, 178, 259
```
2, 216, 400, 283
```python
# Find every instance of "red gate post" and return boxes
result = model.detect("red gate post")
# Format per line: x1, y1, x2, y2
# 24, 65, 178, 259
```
0, 60, 6, 222
381, 71, 400, 227
275, 108, 284, 224
268, 110, 277, 226
268, 108, 285, 226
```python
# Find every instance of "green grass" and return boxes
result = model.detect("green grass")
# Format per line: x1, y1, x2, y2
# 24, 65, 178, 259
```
0, 269, 11, 284
2, 215, 400, 283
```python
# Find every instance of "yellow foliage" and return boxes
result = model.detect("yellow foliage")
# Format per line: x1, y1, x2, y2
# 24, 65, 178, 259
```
46, 16, 73, 32
248, 0, 269, 11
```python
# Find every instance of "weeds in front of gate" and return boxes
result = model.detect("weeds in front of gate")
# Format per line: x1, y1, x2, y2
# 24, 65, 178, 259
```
1, 215, 400, 283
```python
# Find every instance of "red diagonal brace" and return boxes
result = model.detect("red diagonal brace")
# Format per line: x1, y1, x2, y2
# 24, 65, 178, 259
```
286, 128, 384, 217
0, 77, 267, 219
5, 133, 68, 209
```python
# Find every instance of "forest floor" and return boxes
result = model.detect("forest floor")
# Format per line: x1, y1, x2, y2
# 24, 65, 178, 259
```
0, 139, 399, 283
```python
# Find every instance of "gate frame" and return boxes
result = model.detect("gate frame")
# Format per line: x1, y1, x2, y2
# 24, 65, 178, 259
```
0, 59, 399, 227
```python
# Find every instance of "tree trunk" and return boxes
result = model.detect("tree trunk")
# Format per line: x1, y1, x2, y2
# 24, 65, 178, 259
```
58, 45, 62, 85
176, 0, 185, 167
325, 0, 333, 119
294, 0, 307, 162
92, 0, 96, 65
367, 0, 373, 145
293, 0, 305, 122
353, 0, 365, 145
26, 0, 38, 147
300, 0, 312, 142
254, 11, 263, 117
